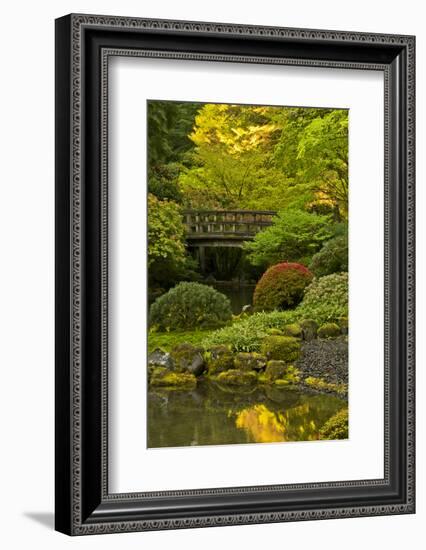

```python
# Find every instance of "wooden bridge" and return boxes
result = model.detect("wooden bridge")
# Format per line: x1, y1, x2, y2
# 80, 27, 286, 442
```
183, 210, 276, 247
183, 210, 276, 271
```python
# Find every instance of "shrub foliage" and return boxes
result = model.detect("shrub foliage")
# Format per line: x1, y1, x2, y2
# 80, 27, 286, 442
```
300, 272, 348, 322
253, 262, 313, 312
319, 408, 349, 440
149, 282, 232, 331
310, 234, 348, 277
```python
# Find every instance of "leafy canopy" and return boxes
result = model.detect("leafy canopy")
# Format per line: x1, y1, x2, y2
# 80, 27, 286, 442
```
244, 209, 333, 268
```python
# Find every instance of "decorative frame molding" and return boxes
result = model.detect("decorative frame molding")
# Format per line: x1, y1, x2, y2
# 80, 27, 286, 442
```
55, 14, 415, 535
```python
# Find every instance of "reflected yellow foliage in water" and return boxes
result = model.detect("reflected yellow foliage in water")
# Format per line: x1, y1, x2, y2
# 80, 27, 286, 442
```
235, 403, 321, 443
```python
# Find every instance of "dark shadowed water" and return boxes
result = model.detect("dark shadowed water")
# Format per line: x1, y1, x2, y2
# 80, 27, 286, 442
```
147, 381, 346, 448
211, 283, 255, 314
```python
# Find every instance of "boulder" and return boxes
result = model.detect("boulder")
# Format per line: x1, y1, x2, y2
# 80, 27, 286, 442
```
148, 348, 174, 370
282, 323, 302, 338
170, 343, 205, 376
207, 345, 234, 375
317, 323, 341, 339
300, 319, 318, 341
337, 316, 349, 335
261, 335, 301, 362
234, 352, 267, 371
214, 369, 257, 386
149, 367, 197, 389
264, 360, 288, 381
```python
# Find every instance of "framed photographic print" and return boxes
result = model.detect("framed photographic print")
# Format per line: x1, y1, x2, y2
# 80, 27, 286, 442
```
55, 14, 415, 535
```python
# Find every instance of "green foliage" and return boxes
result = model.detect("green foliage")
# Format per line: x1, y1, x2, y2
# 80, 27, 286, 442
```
149, 282, 232, 331
319, 408, 349, 439
245, 210, 333, 268
148, 329, 213, 353
310, 234, 348, 277
317, 323, 341, 339
253, 262, 313, 312
272, 108, 349, 219
299, 273, 348, 323
261, 335, 301, 362
148, 194, 196, 287
148, 164, 183, 203
147, 100, 199, 168
179, 103, 286, 209
202, 311, 299, 352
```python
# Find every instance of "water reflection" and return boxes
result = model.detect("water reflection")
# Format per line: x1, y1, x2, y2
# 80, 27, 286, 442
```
147, 381, 346, 448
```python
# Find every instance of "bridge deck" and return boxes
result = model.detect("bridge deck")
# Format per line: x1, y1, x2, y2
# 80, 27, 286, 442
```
183, 210, 276, 246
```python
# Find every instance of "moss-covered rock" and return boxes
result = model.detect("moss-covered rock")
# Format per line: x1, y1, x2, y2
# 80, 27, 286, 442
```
266, 328, 284, 336
234, 352, 267, 371
149, 367, 197, 389
261, 335, 301, 362
317, 322, 340, 339
299, 319, 318, 341
264, 360, 288, 381
214, 369, 257, 386
319, 408, 349, 440
170, 343, 205, 376
304, 376, 347, 397
264, 361, 300, 385
207, 345, 234, 375
337, 316, 349, 335
281, 323, 302, 338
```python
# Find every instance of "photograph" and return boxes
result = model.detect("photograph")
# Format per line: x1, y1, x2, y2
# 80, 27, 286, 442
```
146, 100, 349, 448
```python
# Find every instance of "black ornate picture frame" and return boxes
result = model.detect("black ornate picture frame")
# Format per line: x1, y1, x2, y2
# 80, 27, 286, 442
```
55, 14, 415, 535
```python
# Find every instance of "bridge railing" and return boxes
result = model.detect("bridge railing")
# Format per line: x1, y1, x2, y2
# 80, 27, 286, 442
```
183, 210, 276, 237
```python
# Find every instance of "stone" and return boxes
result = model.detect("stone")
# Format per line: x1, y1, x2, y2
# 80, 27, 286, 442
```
234, 352, 267, 371
207, 345, 234, 375
148, 348, 174, 377
282, 323, 302, 338
300, 319, 318, 341
260, 335, 301, 362
337, 316, 349, 335
317, 323, 341, 339
264, 360, 288, 381
149, 367, 197, 389
214, 369, 257, 386
170, 343, 205, 376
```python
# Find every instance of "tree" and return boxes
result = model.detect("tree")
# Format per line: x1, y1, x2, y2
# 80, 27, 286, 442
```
272, 108, 349, 219
178, 103, 289, 209
148, 194, 196, 288
244, 209, 333, 268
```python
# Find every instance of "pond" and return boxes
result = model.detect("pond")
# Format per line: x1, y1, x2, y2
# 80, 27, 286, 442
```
210, 283, 255, 315
147, 381, 347, 448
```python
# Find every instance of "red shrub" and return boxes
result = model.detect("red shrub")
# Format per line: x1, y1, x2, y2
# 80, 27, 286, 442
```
253, 262, 313, 312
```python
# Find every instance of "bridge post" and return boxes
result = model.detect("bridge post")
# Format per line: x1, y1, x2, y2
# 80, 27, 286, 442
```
198, 246, 206, 273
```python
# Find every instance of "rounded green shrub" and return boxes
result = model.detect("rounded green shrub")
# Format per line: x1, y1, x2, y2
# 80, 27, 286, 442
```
317, 322, 341, 339
310, 234, 348, 277
149, 282, 232, 331
253, 262, 313, 312
261, 335, 301, 362
298, 272, 348, 323
319, 408, 349, 440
